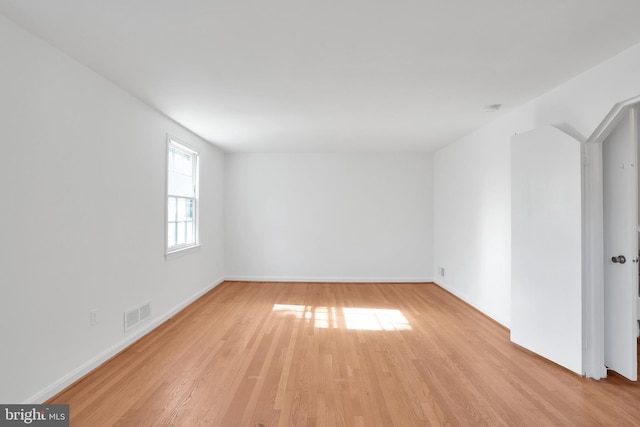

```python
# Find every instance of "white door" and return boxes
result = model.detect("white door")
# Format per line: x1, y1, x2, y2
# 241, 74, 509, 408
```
511, 126, 583, 374
603, 108, 638, 381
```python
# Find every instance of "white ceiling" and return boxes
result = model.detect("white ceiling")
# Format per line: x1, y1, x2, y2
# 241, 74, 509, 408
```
2, 1, 640, 152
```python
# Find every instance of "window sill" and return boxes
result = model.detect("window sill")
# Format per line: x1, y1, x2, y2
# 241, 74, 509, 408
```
165, 244, 201, 261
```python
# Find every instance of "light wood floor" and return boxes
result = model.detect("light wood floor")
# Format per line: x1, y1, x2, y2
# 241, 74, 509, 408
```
49, 281, 640, 426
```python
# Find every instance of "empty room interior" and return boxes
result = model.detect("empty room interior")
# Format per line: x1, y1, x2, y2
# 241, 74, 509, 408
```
4, 1, 640, 425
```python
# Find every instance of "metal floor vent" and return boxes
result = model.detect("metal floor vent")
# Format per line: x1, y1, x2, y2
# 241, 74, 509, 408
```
124, 302, 151, 332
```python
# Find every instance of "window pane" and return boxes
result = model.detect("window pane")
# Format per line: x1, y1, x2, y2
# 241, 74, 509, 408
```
186, 221, 194, 244
186, 199, 193, 221
175, 151, 184, 173
168, 222, 176, 248
168, 197, 177, 221
180, 152, 193, 176
177, 198, 186, 222
167, 141, 198, 252
168, 148, 176, 171
168, 171, 193, 197
177, 222, 186, 245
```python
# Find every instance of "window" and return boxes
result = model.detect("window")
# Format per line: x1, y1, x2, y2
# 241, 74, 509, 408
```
166, 137, 199, 253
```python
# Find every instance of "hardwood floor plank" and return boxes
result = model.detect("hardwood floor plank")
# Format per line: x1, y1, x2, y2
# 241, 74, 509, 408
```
47, 281, 640, 426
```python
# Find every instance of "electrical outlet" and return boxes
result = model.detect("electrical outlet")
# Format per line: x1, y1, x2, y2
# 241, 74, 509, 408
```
90, 309, 98, 327
439, 266, 446, 277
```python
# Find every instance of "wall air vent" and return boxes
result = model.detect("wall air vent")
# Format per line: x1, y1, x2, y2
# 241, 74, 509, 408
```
139, 302, 151, 321
124, 302, 152, 332
124, 308, 140, 331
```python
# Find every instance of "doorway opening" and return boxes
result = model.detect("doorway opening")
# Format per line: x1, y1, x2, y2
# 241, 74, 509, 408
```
584, 96, 640, 380
601, 106, 638, 381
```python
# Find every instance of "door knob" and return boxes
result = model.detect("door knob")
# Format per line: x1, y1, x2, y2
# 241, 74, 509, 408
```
611, 255, 627, 264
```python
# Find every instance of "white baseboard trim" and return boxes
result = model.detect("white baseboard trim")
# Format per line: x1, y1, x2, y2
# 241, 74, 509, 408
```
225, 275, 434, 283
25, 276, 225, 404
432, 279, 509, 329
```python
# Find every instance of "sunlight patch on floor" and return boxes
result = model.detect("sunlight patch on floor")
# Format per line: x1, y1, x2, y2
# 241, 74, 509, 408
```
272, 304, 411, 331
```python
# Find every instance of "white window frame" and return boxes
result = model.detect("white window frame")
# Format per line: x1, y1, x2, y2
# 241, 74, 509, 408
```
166, 135, 200, 257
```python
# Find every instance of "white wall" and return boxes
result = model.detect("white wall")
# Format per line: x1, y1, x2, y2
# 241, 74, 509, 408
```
0, 15, 225, 403
434, 41, 640, 328
225, 153, 433, 281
